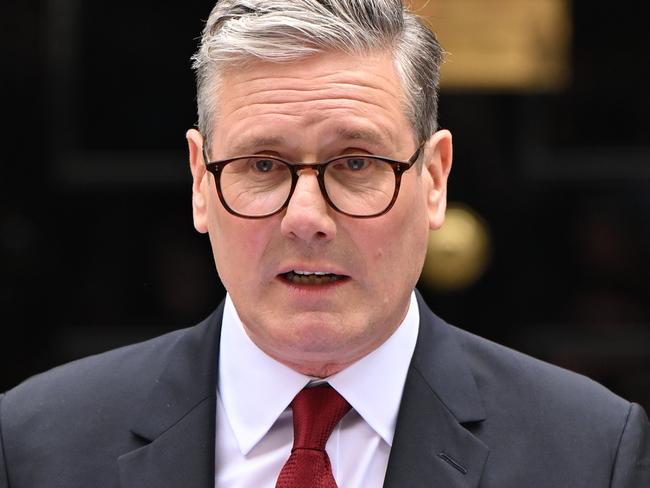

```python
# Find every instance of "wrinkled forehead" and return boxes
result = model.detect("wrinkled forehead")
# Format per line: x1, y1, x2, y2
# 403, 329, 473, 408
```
207, 51, 415, 157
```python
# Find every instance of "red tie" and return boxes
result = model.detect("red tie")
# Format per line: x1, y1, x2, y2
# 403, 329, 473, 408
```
275, 385, 351, 488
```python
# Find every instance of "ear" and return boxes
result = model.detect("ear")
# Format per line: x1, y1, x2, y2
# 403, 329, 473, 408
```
186, 128, 209, 234
423, 129, 453, 230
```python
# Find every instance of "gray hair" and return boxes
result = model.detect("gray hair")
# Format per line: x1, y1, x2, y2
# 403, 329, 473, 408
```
191, 0, 444, 147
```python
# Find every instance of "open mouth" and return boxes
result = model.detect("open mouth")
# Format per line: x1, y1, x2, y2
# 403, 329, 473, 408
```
281, 270, 348, 285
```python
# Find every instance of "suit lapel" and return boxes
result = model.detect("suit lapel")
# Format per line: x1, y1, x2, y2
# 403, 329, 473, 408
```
118, 302, 224, 488
383, 292, 489, 487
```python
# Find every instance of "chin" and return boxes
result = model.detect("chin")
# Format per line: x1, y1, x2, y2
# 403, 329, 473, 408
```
275, 321, 357, 352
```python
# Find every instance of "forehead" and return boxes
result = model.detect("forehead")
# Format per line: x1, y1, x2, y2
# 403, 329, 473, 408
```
210, 50, 414, 157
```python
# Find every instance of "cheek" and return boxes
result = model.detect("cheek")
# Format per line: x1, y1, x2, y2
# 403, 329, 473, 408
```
207, 208, 274, 287
367, 186, 430, 277
371, 222, 427, 266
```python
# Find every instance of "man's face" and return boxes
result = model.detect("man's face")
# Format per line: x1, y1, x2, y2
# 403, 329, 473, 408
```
187, 50, 452, 376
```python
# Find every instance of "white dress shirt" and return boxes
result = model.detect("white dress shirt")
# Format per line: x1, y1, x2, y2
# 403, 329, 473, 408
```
215, 292, 419, 487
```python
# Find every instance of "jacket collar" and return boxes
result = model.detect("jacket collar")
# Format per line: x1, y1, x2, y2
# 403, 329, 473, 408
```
383, 290, 489, 487
117, 302, 224, 488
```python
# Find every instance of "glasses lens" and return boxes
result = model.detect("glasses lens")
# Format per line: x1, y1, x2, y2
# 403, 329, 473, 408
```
324, 156, 396, 216
220, 157, 292, 216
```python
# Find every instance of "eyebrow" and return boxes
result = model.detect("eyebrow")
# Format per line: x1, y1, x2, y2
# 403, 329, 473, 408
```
230, 135, 287, 155
229, 128, 387, 156
334, 127, 386, 146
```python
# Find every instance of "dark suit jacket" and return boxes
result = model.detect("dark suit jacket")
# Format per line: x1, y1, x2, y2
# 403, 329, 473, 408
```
1, 294, 649, 487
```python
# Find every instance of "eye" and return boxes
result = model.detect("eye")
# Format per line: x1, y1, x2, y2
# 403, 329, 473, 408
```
253, 158, 277, 172
346, 157, 369, 170
332, 157, 372, 172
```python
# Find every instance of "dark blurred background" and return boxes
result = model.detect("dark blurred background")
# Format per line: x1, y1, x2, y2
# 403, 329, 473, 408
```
1, 1, 649, 411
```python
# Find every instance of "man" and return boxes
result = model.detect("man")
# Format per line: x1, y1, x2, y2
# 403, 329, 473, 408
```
1, 0, 648, 486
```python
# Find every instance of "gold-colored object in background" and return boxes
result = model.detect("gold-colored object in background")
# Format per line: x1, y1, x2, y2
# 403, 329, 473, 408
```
421, 203, 491, 291
411, 0, 571, 91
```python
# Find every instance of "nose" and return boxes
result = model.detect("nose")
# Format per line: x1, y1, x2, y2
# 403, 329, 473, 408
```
280, 169, 337, 244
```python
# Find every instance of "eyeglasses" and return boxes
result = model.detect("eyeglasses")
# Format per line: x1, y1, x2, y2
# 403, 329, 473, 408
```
202, 141, 425, 219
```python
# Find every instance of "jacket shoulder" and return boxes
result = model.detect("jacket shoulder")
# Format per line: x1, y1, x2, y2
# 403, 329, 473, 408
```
450, 324, 638, 471
1, 324, 196, 439
0, 308, 222, 487
450, 323, 630, 416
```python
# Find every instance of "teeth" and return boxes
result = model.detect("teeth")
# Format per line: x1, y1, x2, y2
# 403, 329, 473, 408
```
284, 270, 344, 285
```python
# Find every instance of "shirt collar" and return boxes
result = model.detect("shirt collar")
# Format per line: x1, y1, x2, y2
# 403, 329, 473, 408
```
327, 292, 419, 446
218, 292, 419, 454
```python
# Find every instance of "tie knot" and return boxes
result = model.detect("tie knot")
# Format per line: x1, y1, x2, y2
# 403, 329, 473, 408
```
290, 385, 351, 451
